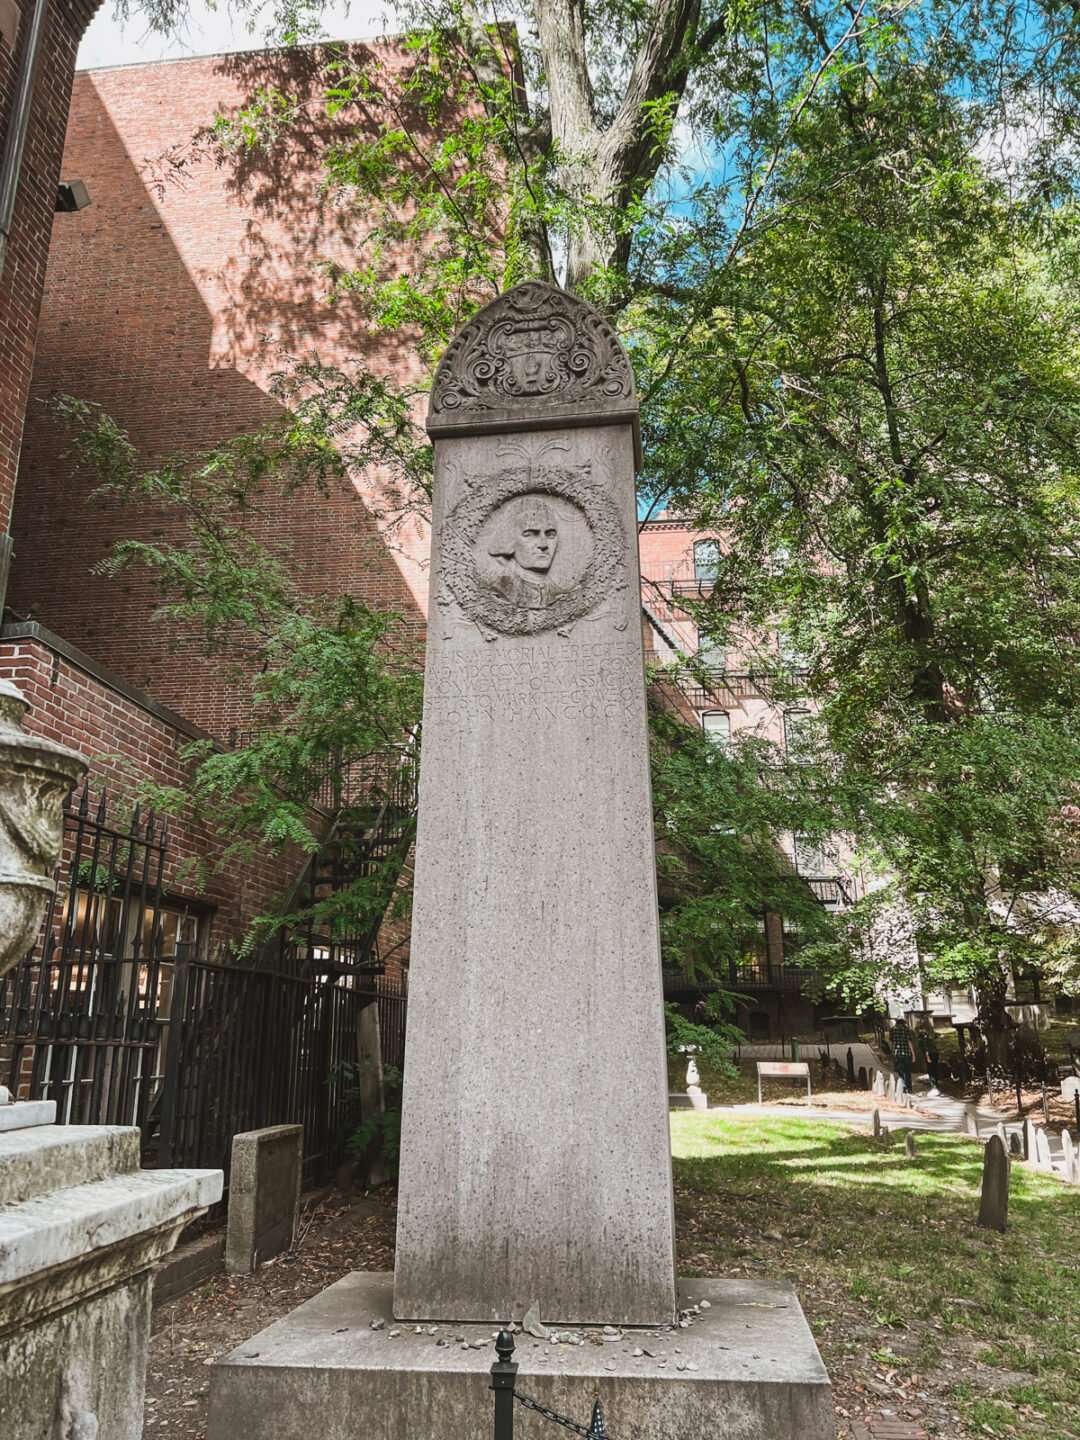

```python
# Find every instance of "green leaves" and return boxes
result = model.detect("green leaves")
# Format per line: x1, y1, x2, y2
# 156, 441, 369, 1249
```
54, 397, 422, 951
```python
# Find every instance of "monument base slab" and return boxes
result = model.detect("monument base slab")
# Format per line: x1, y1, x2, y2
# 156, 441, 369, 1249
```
208, 1272, 833, 1440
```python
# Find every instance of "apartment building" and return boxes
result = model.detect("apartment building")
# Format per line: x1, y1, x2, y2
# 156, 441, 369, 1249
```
639, 508, 862, 1038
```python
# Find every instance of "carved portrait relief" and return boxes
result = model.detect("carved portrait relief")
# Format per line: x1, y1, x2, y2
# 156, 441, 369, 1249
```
440, 455, 626, 638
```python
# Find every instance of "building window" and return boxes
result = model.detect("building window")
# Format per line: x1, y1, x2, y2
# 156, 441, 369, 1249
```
693, 540, 720, 581
793, 834, 837, 878
702, 711, 731, 747
695, 634, 727, 671
783, 709, 813, 760
777, 630, 809, 672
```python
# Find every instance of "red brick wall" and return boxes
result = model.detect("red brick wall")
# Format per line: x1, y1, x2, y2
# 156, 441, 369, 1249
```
0, 636, 300, 942
9, 42, 431, 740
0, 0, 99, 533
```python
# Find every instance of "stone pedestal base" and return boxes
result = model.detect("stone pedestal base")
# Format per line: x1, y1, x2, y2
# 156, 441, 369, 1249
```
669, 1090, 709, 1111
208, 1272, 833, 1440
0, 1103, 222, 1440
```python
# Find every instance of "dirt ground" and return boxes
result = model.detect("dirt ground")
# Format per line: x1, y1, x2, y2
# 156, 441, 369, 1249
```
976, 1083, 1078, 1135
145, 1192, 395, 1438
148, 1182, 931, 1440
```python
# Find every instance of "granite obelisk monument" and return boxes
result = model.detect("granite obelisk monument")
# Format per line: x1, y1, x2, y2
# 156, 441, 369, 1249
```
209, 285, 834, 1440
394, 281, 676, 1324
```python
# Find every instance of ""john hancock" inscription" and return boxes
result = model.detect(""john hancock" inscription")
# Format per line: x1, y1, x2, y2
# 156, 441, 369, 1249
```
428, 639, 642, 724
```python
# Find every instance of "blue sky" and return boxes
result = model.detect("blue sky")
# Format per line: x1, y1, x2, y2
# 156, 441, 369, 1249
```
78, 0, 389, 69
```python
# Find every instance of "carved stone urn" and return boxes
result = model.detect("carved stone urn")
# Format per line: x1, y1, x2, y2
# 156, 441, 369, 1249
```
0, 679, 86, 979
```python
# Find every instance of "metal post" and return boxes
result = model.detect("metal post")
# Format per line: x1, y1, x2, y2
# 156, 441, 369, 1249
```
491, 1330, 518, 1440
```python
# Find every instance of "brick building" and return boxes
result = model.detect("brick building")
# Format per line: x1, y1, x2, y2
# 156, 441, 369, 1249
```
0, 0, 101, 580
639, 510, 863, 1038
0, 41, 427, 1172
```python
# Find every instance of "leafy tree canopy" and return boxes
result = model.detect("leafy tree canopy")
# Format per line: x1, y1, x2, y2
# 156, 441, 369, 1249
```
82, 0, 1080, 1016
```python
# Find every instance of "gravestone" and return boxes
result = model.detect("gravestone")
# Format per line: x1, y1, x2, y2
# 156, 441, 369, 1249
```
857, 1065, 868, 1089
904, 1131, 917, 1159
1061, 1128, 1077, 1184
226, 1124, 303, 1273
846, 1047, 856, 1084
995, 1122, 1008, 1150
872, 1072, 885, 1098
1009, 1131, 1022, 1157
395, 281, 675, 1325
1033, 1125, 1054, 1173
964, 1109, 980, 1139
1062, 1075, 1080, 1105
207, 283, 835, 1440
873, 1108, 882, 1139
1023, 1118, 1037, 1162
977, 1134, 1009, 1232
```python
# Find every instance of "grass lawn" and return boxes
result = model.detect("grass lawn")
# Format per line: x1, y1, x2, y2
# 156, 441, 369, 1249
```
671, 1113, 1080, 1440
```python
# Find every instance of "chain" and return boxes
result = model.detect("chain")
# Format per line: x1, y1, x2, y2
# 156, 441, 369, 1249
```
513, 1391, 597, 1439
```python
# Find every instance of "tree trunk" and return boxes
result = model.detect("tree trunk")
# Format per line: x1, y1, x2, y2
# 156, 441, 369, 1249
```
534, 0, 707, 291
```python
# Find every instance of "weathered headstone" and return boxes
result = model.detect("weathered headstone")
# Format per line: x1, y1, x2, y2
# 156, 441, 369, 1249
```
873, 1108, 882, 1139
1033, 1125, 1054, 1173
964, 1109, 980, 1139
226, 1124, 303, 1274
857, 1065, 868, 1089
846, 1047, 856, 1084
977, 1134, 1009, 1232
904, 1131, 917, 1159
995, 1122, 1008, 1150
1062, 1075, 1080, 1103
1009, 1130, 1023, 1157
1061, 1128, 1077, 1185
395, 282, 675, 1324
1023, 1117, 1037, 1163
872, 1071, 885, 1098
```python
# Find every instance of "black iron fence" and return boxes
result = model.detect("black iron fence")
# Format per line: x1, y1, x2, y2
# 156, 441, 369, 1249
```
156, 953, 366, 1185
0, 789, 184, 1129
0, 782, 413, 1190
367, 971, 408, 1072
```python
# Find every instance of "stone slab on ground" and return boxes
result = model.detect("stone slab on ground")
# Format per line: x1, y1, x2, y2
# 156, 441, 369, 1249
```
669, 1091, 709, 1110
154, 1231, 226, 1306
225, 1123, 303, 1274
851, 1418, 929, 1439
208, 1271, 833, 1440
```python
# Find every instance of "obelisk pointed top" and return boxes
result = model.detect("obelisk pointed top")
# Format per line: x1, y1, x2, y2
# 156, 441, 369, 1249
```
427, 281, 640, 465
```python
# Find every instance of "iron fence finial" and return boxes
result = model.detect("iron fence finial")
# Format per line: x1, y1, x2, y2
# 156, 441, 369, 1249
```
495, 1330, 515, 1364
587, 1399, 607, 1440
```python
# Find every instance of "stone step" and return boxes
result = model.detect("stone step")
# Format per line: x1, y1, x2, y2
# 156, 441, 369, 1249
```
0, 1123, 142, 1208
0, 1097, 56, 1133
0, 1164, 223, 1293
